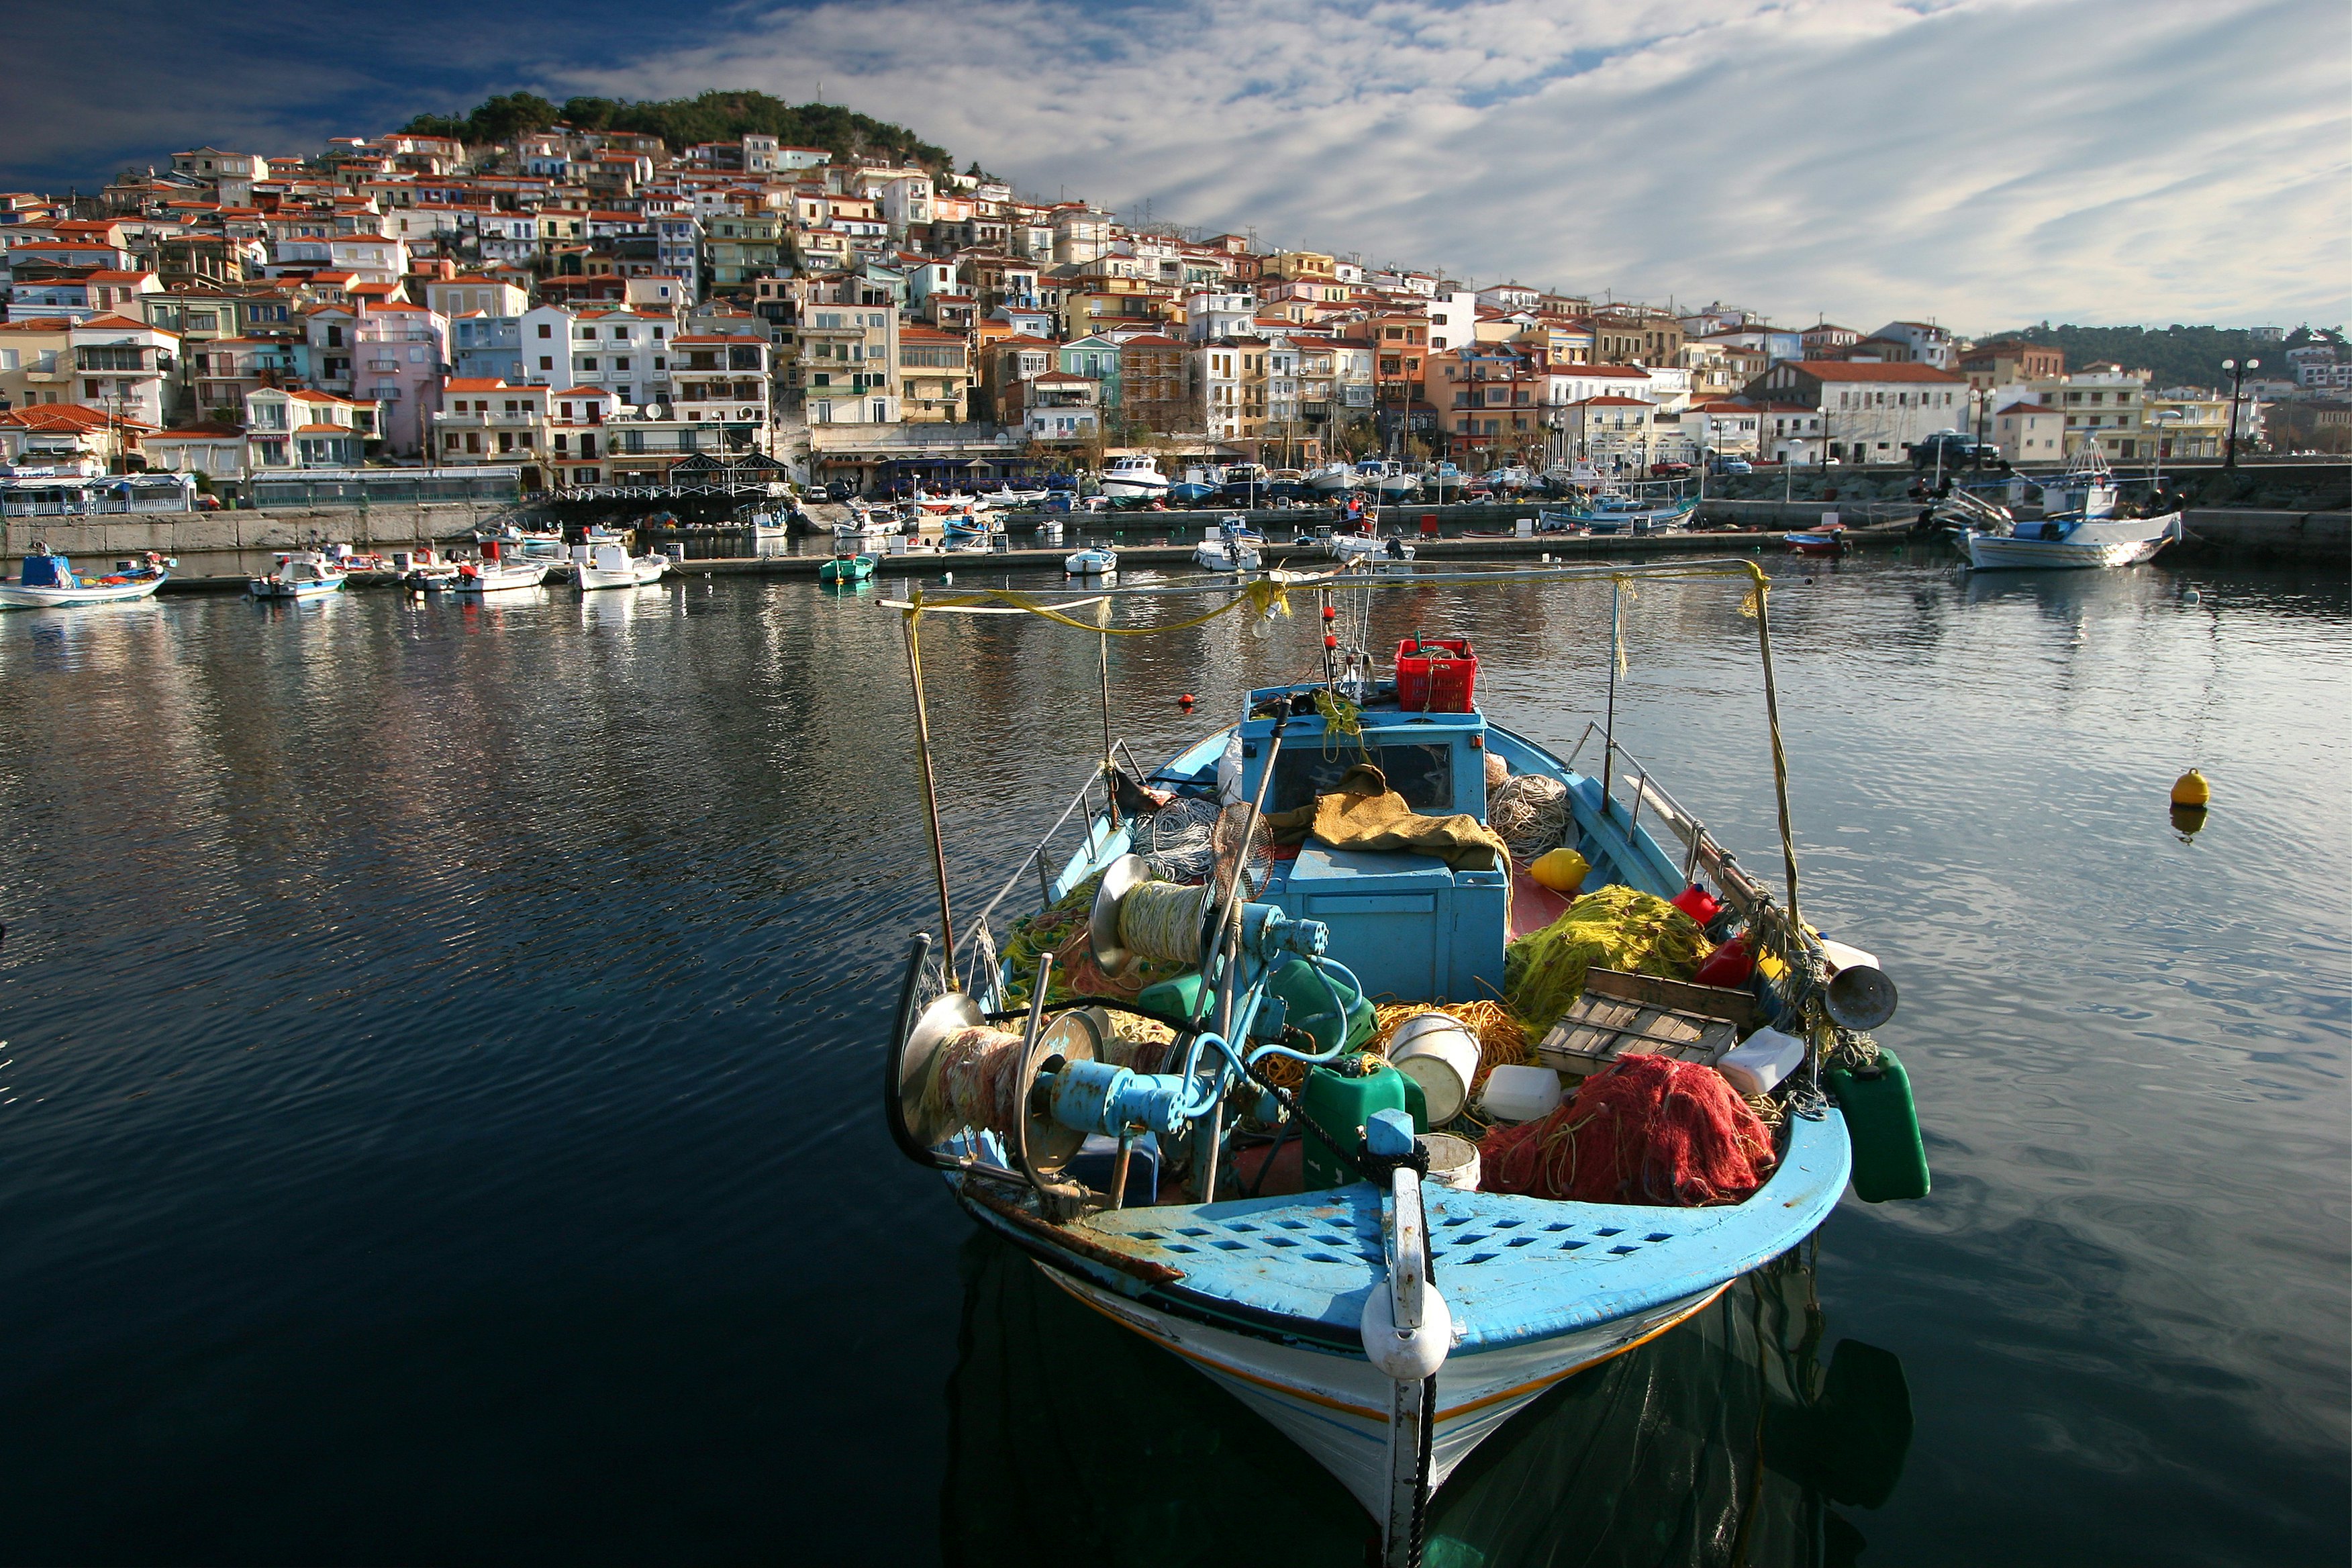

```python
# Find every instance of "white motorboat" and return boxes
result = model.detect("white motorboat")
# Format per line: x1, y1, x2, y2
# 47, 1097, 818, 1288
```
452, 556, 551, 594
1065, 547, 1118, 577
1373, 466, 1421, 499
1965, 511, 2182, 570
1099, 454, 1171, 502
575, 541, 669, 590
250, 550, 346, 600
1965, 445, 2182, 569
0, 546, 171, 609
1195, 515, 1265, 572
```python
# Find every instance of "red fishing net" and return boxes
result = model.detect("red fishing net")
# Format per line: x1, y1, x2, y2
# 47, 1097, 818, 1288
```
1479, 1053, 1777, 1206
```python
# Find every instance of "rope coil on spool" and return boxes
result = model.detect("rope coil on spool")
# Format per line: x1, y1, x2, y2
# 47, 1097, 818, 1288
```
923, 1026, 1029, 1138
1117, 879, 1215, 966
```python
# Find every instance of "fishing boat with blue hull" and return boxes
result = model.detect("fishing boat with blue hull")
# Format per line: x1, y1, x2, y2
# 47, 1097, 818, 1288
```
881, 559, 1926, 1565
249, 550, 346, 600
1, 546, 172, 609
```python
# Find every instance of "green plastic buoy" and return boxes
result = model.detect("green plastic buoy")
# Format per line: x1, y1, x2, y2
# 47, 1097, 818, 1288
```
1827, 1047, 1930, 1202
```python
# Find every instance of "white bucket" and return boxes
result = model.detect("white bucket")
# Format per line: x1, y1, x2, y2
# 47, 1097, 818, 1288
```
1389, 1014, 1481, 1124
1481, 1063, 1564, 1124
1516, 517, 1534, 537
1419, 1132, 1481, 1191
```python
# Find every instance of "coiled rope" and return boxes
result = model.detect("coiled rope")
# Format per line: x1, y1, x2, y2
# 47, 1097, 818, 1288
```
1487, 772, 1570, 861
1117, 880, 1213, 965
922, 1026, 1029, 1139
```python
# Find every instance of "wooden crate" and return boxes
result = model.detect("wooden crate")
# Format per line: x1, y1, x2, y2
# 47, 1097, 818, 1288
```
1538, 969, 1755, 1077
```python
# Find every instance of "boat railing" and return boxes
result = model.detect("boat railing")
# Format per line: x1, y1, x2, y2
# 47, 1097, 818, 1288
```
952, 748, 1139, 991
1561, 722, 1771, 916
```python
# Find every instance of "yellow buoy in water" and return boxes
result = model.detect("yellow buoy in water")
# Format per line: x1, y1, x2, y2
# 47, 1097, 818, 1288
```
2171, 770, 2211, 809
1529, 847, 1589, 895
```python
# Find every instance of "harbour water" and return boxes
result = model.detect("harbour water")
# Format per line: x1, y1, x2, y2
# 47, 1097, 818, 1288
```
0, 554, 2343, 1564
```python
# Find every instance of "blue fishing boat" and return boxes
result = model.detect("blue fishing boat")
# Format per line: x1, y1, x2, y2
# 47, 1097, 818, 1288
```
1, 546, 171, 609
248, 550, 346, 600
881, 560, 1926, 1565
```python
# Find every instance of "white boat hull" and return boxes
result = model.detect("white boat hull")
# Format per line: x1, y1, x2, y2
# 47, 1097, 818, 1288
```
250, 579, 343, 600
1195, 541, 1263, 571
454, 562, 552, 593
0, 577, 168, 609
1966, 511, 2181, 571
1045, 1267, 1725, 1516
1064, 551, 1117, 575
1101, 477, 1170, 500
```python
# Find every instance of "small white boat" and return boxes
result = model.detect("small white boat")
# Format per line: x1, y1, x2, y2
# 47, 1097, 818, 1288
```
1, 547, 171, 609
1373, 466, 1421, 500
452, 557, 551, 594
1195, 516, 1265, 572
1965, 445, 2182, 570
1331, 532, 1415, 567
575, 542, 669, 590
1965, 512, 2181, 570
1099, 454, 1171, 502
987, 485, 1051, 507
250, 551, 346, 600
1065, 547, 1118, 577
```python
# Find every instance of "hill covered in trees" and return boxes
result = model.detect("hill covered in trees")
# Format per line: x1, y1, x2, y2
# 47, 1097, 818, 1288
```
1979, 322, 2345, 391
401, 90, 963, 174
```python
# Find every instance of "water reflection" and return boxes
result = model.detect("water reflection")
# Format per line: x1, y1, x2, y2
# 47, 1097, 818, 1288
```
942, 1232, 1910, 1568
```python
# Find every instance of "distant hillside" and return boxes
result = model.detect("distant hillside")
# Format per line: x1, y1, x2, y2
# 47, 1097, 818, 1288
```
401, 89, 965, 174
1981, 322, 2345, 391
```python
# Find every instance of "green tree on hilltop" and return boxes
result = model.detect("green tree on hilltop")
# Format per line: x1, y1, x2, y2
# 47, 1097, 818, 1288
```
403, 89, 955, 170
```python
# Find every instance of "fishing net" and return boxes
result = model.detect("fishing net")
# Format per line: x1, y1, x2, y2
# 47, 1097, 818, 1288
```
1502, 884, 1714, 1037
997, 871, 1185, 1012
1212, 803, 1274, 898
1479, 1053, 1777, 1206
1487, 771, 1571, 861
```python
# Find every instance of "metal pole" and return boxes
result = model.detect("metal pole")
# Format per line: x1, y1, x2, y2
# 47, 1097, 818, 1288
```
1600, 579, 1621, 814
900, 605, 958, 982
1097, 598, 1120, 830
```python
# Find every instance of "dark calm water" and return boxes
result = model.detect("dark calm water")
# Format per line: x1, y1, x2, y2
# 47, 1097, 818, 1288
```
1, 553, 2344, 1565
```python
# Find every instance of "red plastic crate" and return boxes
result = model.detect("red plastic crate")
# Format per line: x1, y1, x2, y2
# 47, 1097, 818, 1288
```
1395, 637, 1477, 712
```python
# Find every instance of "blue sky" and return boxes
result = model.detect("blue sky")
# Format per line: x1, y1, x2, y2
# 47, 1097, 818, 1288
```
18, 0, 2349, 331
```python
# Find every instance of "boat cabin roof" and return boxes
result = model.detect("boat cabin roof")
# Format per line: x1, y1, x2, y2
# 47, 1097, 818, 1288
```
1237, 681, 1488, 822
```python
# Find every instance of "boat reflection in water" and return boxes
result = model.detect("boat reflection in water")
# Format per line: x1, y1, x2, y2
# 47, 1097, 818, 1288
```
942, 1231, 1910, 1568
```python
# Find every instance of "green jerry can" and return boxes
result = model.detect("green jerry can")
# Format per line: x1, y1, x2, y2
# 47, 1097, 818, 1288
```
1138, 959, 1374, 1057
1301, 1059, 1426, 1191
1827, 1046, 1930, 1202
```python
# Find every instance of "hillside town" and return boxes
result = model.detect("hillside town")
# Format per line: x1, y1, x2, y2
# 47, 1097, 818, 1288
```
0, 116, 2339, 506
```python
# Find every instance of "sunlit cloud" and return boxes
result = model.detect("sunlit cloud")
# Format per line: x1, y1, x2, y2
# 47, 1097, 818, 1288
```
581, 0, 2350, 329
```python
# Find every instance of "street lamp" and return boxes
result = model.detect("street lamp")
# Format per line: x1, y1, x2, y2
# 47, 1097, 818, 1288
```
2151, 408, 2184, 499
2222, 357, 2259, 470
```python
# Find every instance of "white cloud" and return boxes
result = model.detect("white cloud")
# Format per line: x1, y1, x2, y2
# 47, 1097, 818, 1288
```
580, 0, 2350, 328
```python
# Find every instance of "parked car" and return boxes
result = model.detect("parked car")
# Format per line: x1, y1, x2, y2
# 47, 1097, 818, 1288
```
1649, 460, 1692, 478
1910, 432, 2000, 469
1712, 457, 1753, 476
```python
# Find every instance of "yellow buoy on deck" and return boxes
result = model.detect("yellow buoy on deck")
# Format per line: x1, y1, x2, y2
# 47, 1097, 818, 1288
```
2171, 770, 2211, 808
1529, 847, 1589, 895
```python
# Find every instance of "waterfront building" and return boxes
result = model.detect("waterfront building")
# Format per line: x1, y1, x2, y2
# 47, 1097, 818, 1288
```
1745, 360, 1969, 464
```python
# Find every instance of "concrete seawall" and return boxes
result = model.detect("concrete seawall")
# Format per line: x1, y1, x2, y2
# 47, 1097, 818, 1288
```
4, 502, 508, 560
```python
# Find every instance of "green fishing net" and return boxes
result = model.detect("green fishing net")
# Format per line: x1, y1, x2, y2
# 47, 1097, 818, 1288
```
1503, 883, 1715, 1036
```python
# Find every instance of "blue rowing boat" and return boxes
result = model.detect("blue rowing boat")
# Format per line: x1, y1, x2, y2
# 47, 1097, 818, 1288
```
882, 561, 1924, 1564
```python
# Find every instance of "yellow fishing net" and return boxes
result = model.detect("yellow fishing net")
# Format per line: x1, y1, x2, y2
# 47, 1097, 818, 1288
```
998, 871, 1187, 1012
1502, 883, 1715, 1036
